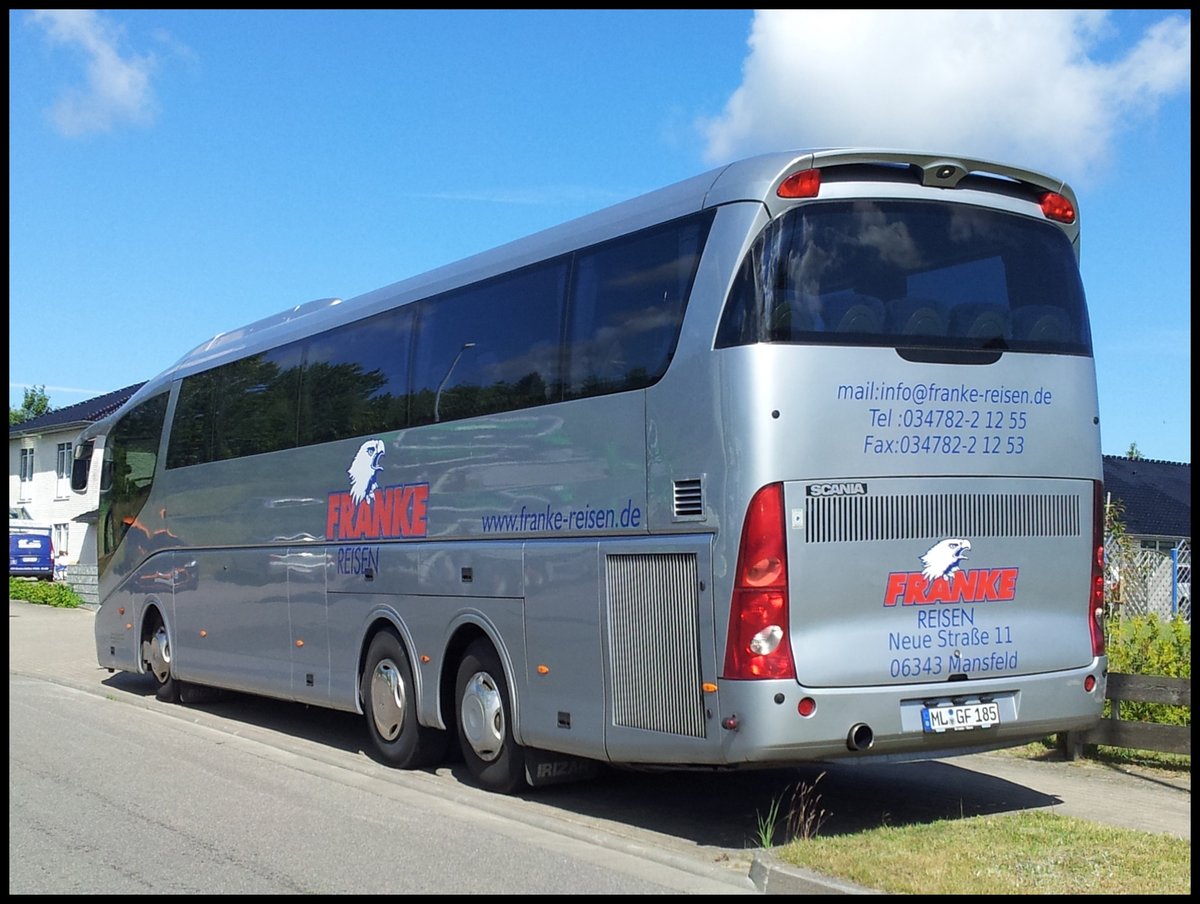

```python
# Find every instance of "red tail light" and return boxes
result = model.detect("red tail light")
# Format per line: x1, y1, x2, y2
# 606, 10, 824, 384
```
777, 168, 821, 199
1040, 191, 1076, 224
723, 483, 796, 679
1090, 481, 1106, 656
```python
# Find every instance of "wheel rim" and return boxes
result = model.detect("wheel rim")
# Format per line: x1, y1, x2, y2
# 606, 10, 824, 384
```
148, 625, 171, 684
460, 670, 504, 762
369, 658, 406, 741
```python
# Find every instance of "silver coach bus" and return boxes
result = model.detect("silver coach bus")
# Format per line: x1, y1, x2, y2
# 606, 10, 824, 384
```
74, 149, 1107, 793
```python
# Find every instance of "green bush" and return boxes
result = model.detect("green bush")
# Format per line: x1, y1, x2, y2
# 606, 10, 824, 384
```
1105, 614, 1190, 726
8, 577, 83, 609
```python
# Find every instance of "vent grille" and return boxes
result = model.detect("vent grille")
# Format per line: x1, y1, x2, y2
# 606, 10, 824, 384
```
673, 478, 704, 519
606, 553, 706, 738
805, 492, 1081, 544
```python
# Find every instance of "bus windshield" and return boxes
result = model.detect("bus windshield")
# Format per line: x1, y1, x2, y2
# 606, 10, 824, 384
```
97, 392, 169, 576
716, 199, 1092, 356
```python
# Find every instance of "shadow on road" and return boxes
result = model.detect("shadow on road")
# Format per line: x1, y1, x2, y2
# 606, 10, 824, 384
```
101, 670, 1060, 851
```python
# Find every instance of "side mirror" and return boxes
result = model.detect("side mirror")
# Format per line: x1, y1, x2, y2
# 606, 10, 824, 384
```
70, 440, 95, 493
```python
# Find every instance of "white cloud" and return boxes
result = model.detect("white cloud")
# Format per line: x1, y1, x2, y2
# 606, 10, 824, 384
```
699, 10, 1191, 182
28, 9, 158, 137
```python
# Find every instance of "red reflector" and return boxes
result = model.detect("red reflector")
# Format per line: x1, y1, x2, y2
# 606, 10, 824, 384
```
797, 697, 816, 717
777, 168, 820, 199
1040, 191, 1076, 224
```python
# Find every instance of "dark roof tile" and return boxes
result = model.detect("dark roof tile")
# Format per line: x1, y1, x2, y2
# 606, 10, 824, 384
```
9, 383, 146, 435
1102, 454, 1191, 539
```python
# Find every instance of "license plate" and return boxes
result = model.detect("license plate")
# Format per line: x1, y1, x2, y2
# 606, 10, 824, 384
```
921, 701, 1000, 732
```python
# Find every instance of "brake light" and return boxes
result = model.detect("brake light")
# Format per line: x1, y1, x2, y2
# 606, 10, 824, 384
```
1090, 481, 1106, 657
1040, 191, 1076, 224
777, 168, 821, 199
723, 483, 795, 679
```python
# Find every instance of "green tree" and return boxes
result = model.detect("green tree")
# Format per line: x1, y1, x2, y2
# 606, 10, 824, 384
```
9, 385, 52, 425
1126, 441, 1143, 460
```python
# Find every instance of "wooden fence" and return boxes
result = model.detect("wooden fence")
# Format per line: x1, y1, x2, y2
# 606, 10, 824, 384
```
1058, 672, 1191, 759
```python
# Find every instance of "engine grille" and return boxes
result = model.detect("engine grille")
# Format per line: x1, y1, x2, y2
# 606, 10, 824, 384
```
805, 491, 1081, 544
605, 552, 706, 738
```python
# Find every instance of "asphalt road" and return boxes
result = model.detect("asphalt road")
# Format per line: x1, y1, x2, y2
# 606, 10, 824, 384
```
9, 598, 1191, 894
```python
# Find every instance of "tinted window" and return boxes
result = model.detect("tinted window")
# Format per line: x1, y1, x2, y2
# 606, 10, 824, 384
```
564, 213, 713, 399
164, 211, 715, 467
410, 261, 567, 425
715, 200, 1091, 355
167, 344, 302, 467
99, 392, 169, 575
298, 307, 414, 444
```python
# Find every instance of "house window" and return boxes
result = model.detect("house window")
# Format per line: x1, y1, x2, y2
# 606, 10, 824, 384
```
1138, 538, 1176, 555
19, 448, 34, 500
56, 443, 72, 499
53, 523, 70, 558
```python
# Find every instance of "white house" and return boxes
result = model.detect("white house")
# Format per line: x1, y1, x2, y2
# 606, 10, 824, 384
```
9, 383, 144, 601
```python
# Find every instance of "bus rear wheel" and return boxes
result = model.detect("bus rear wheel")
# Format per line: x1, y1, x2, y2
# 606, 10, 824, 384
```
360, 629, 447, 769
143, 611, 181, 703
455, 639, 527, 794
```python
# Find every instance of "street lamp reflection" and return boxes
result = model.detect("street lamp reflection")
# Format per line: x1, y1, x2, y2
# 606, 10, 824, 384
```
434, 341, 476, 423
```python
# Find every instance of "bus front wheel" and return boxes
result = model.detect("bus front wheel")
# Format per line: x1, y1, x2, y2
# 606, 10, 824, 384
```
143, 611, 181, 703
455, 639, 527, 794
360, 629, 447, 769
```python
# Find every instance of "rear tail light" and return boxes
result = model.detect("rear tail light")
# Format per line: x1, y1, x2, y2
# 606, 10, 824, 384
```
723, 483, 796, 679
1040, 191, 1076, 224
777, 168, 821, 199
1090, 481, 1106, 657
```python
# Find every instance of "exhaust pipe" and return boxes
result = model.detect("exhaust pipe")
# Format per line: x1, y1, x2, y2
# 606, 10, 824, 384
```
847, 722, 874, 751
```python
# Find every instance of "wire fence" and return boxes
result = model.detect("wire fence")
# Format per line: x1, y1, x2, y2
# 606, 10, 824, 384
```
1105, 537, 1191, 624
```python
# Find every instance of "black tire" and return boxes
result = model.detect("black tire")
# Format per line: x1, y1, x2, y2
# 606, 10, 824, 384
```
361, 629, 448, 769
143, 610, 181, 703
455, 639, 527, 794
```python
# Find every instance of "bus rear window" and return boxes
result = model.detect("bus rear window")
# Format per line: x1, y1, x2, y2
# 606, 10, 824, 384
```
715, 200, 1092, 356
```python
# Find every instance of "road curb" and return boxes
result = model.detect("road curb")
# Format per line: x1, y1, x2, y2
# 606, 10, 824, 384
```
749, 851, 883, 895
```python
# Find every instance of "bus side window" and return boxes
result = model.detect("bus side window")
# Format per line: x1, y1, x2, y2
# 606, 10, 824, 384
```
212, 346, 303, 461
410, 260, 566, 424
298, 307, 414, 445
565, 213, 711, 398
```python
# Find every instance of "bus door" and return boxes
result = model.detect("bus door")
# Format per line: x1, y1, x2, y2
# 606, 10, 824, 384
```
283, 546, 334, 705
172, 549, 293, 695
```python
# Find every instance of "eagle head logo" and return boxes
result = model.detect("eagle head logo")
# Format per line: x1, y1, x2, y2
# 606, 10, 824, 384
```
920, 538, 971, 583
347, 439, 386, 505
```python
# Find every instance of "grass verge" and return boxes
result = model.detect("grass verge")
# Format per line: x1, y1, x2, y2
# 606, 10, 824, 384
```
764, 741, 1190, 894
772, 809, 1190, 894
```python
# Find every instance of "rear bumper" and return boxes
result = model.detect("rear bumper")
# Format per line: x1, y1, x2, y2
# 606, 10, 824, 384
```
10, 566, 54, 579
710, 661, 1106, 765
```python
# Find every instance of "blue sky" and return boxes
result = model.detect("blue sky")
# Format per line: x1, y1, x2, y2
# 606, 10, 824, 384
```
8, 9, 1192, 462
